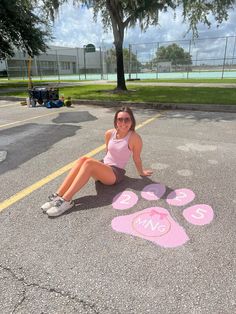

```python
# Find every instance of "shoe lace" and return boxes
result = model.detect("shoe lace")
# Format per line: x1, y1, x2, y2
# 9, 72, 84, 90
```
54, 198, 64, 207
48, 193, 58, 201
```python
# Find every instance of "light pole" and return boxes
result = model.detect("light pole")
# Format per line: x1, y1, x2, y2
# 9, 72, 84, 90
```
100, 39, 104, 80
83, 45, 87, 80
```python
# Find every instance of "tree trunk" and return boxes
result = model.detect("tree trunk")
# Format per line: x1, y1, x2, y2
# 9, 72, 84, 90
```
106, 0, 127, 91
115, 41, 127, 91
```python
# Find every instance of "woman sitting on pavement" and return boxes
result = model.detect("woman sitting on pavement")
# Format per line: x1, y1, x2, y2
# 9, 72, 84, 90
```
41, 106, 153, 217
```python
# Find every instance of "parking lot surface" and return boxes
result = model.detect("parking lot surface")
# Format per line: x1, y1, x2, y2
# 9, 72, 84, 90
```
0, 100, 235, 314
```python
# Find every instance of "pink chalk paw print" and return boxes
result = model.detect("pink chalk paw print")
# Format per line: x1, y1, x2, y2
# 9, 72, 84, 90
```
111, 184, 214, 248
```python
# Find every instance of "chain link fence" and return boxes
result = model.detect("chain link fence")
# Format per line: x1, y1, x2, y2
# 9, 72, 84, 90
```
1, 36, 236, 81
3, 46, 107, 81
127, 36, 236, 79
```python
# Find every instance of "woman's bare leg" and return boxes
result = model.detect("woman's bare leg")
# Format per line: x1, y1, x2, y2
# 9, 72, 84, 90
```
62, 158, 116, 201
56, 156, 89, 196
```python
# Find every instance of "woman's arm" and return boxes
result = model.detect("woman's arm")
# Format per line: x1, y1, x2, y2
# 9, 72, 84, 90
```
105, 129, 113, 152
130, 133, 153, 177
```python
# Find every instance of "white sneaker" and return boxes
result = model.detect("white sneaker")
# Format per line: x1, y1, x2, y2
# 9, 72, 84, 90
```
41, 193, 59, 212
46, 198, 74, 217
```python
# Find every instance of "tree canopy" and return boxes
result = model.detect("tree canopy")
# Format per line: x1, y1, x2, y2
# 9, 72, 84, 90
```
0, 0, 51, 59
43, 0, 235, 90
154, 44, 192, 65
106, 48, 142, 73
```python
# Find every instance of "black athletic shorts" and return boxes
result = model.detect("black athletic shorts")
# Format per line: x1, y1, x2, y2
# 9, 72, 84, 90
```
100, 160, 126, 184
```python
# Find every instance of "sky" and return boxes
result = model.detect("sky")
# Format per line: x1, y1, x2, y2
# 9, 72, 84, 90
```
51, 2, 236, 62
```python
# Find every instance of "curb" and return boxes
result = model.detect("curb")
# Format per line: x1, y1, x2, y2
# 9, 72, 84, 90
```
72, 99, 236, 113
0, 96, 235, 113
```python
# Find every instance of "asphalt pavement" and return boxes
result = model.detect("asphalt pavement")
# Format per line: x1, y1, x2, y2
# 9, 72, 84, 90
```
0, 100, 235, 314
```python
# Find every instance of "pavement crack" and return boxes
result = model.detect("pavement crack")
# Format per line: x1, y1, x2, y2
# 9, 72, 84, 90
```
12, 293, 26, 314
0, 264, 99, 313
0, 264, 26, 313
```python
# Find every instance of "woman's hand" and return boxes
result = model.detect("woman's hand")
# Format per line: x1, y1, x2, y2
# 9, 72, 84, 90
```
140, 169, 153, 177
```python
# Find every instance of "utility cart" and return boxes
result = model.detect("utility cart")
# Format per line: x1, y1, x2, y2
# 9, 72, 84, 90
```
28, 87, 59, 107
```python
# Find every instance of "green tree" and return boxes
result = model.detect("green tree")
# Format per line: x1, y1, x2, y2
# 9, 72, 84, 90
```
0, 0, 51, 59
154, 44, 192, 65
42, 0, 235, 90
106, 48, 142, 73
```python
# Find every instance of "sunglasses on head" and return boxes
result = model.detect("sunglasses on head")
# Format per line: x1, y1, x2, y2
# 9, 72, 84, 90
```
117, 117, 131, 123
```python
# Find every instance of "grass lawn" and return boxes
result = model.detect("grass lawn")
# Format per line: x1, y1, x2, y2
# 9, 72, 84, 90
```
3, 84, 236, 106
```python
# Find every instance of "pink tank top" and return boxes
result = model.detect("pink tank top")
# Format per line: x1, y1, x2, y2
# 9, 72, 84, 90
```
103, 130, 132, 169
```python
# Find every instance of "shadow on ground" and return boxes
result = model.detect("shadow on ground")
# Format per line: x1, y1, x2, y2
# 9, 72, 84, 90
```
0, 123, 80, 175
0, 111, 98, 175
62, 176, 176, 216
52, 111, 97, 124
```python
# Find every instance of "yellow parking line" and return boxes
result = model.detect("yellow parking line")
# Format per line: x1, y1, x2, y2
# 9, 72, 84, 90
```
0, 108, 69, 129
0, 112, 163, 212
136, 116, 160, 130
0, 103, 18, 108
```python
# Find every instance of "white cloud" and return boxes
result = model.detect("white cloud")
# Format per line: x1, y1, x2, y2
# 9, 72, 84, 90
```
52, 4, 113, 48
51, 2, 236, 61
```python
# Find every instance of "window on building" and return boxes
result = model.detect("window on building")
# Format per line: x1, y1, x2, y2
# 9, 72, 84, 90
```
61, 62, 70, 70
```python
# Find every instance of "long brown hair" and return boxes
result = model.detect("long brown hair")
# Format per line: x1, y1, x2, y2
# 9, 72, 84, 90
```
114, 106, 136, 131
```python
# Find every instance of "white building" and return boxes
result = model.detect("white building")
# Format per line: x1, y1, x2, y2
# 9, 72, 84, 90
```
2, 45, 106, 78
